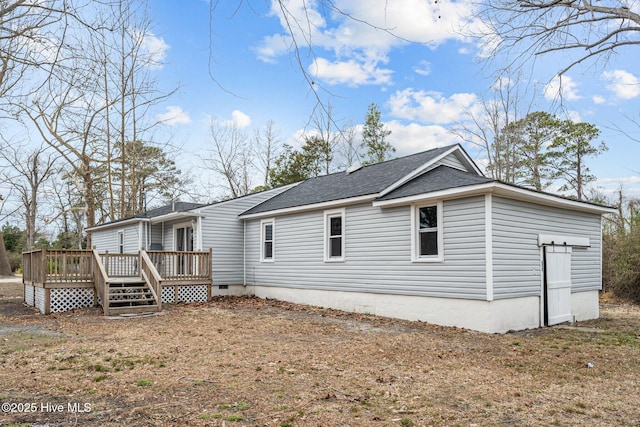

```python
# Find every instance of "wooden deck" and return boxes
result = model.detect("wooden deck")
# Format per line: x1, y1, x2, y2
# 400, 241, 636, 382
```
22, 248, 213, 315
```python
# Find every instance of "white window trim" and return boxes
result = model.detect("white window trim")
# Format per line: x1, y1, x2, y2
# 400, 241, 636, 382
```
324, 208, 345, 262
260, 218, 275, 262
117, 230, 125, 254
411, 201, 444, 263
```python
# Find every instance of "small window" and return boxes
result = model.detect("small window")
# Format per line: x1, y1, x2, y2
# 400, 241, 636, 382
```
261, 219, 275, 262
118, 231, 125, 254
325, 209, 345, 262
412, 202, 443, 262
418, 206, 438, 256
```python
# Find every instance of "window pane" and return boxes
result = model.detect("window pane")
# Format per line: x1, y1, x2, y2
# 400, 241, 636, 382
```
330, 216, 342, 237
420, 231, 438, 256
419, 206, 437, 229
264, 224, 273, 241
264, 242, 273, 259
330, 236, 342, 257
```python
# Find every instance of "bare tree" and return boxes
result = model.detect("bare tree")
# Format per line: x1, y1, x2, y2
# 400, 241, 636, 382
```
50, 173, 85, 249
478, 0, 640, 76
0, 1, 97, 112
253, 120, 283, 189
205, 121, 254, 198
25, 0, 175, 231
309, 101, 343, 174
452, 76, 531, 182
336, 121, 361, 169
0, 141, 58, 248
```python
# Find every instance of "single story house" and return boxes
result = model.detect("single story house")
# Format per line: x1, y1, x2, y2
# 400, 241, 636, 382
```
85, 144, 614, 333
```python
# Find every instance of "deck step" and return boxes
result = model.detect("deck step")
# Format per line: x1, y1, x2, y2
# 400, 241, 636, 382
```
107, 305, 160, 316
103, 276, 159, 315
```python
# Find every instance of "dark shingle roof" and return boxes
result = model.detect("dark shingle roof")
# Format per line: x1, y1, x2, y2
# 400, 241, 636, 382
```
136, 202, 207, 219
242, 145, 457, 216
93, 201, 207, 228
378, 165, 494, 201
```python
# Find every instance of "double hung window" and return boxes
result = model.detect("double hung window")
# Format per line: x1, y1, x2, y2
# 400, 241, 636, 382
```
324, 209, 345, 262
412, 202, 443, 262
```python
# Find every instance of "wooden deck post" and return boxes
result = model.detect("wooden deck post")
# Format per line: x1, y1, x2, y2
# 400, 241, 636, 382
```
44, 288, 51, 315
208, 247, 213, 301
41, 247, 47, 285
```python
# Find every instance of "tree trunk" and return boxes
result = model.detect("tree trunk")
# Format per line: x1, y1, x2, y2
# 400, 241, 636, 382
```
0, 232, 13, 276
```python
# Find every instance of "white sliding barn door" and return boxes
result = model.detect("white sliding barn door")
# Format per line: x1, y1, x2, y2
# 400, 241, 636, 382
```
545, 245, 573, 325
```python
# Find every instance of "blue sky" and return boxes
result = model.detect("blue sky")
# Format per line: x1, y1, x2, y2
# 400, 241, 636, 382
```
146, 0, 640, 200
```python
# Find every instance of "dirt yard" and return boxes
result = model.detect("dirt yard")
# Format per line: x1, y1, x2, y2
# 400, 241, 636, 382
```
1, 279, 639, 426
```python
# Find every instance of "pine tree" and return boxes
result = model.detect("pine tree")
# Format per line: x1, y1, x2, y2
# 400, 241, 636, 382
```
361, 103, 394, 165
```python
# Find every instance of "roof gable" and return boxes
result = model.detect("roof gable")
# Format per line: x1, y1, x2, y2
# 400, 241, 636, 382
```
378, 165, 495, 201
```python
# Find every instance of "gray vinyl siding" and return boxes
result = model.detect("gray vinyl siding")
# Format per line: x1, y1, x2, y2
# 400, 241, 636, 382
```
435, 152, 467, 171
245, 196, 487, 299
199, 188, 292, 286
91, 223, 142, 254
492, 196, 602, 299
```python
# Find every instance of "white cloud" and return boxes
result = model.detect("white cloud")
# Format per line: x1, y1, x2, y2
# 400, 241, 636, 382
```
387, 120, 461, 154
566, 110, 582, 123
597, 176, 640, 186
388, 89, 481, 124
592, 95, 606, 104
595, 176, 640, 199
140, 32, 169, 68
157, 106, 191, 126
223, 110, 252, 128
254, 34, 290, 63
309, 57, 393, 86
543, 75, 581, 101
413, 60, 431, 76
602, 70, 640, 100
257, 0, 480, 85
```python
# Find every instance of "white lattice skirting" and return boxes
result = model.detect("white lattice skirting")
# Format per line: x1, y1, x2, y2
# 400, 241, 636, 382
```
50, 288, 95, 313
24, 284, 35, 307
162, 285, 208, 303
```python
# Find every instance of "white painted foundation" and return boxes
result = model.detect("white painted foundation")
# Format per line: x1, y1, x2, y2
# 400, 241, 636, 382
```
246, 285, 542, 333
571, 290, 599, 322
211, 284, 246, 297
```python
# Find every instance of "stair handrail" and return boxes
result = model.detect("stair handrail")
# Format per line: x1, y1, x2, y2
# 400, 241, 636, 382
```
91, 249, 110, 315
140, 250, 162, 310
140, 269, 160, 308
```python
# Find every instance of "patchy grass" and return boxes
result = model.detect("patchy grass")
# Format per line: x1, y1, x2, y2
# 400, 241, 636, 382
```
0, 287, 639, 426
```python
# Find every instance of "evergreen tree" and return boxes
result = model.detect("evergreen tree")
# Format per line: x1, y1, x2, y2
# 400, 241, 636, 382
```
361, 103, 394, 165
550, 121, 606, 200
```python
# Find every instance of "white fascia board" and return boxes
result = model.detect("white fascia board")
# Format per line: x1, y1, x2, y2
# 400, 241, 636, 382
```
149, 211, 205, 224
379, 145, 482, 198
239, 195, 376, 220
373, 182, 617, 215
85, 217, 149, 232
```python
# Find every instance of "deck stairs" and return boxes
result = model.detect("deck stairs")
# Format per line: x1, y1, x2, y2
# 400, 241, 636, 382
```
106, 277, 160, 316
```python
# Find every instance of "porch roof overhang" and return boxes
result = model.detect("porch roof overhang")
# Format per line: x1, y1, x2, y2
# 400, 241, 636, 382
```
86, 217, 150, 232
149, 211, 205, 224
372, 182, 617, 215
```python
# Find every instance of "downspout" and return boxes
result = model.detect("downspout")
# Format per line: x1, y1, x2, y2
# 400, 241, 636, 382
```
243, 220, 246, 288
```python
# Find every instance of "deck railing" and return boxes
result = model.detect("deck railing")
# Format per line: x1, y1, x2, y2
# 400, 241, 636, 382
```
92, 249, 110, 314
147, 249, 212, 281
140, 251, 162, 310
22, 248, 93, 284
23, 248, 212, 285
100, 252, 139, 277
